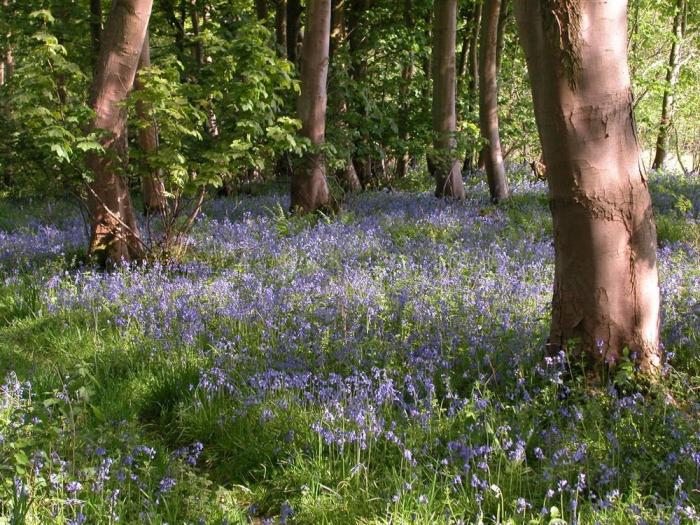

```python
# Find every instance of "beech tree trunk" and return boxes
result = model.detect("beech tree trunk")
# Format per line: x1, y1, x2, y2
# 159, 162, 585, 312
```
515, 0, 661, 374
431, 0, 466, 199
135, 30, 167, 213
479, 0, 508, 202
651, 0, 686, 171
286, 0, 303, 65
290, 0, 331, 212
86, 0, 152, 265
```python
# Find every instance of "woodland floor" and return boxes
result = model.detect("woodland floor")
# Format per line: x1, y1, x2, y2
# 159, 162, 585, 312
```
0, 168, 699, 524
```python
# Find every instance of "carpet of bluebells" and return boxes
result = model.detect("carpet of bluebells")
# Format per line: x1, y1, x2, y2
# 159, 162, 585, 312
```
1, 170, 699, 524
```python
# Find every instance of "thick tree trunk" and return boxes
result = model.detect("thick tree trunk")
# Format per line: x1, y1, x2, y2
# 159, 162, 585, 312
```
651, 0, 686, 171
90, 0, 103, 58
274, 0, 287, 57
515, 0, 661, 374
135, 30, 167, 213
286, 0, 303, 65
290, 0, 331, 212
431, 0, 466, 199
479, 0, 508, 202
463, 0, 482, 173
86, 0, 152, 265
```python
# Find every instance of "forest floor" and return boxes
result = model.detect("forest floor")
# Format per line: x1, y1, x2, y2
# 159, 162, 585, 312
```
0, 169, 699, 524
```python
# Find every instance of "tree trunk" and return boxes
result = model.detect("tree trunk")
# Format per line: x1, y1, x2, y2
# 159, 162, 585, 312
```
515, 0, 661, 374
135, 30, 167, 213
431, 0, 466, 199
256, 0, 268, 20
330, 0, 362, 192
160, 0, 187, 63
463, 0, 482, 173
290, 0, 331, 212
495, 0, 509, 72
90, 0, 103, 58
651, 0, 686, 171
86, 0, 152, 265
274, 0, 287, 57
479, 0, 508, 202
346, 0, 372, 186
190, 0, 204, 67
457, 5, 470, 79
286, 0, 303, 65
396, 0, 414, 179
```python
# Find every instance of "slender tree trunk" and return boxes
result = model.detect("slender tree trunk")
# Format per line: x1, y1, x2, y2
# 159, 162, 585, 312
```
135, 30, 167, 213
515, 0, 661, 374
286, 0, 303, 65
431, 0, 466, 199
86, 0, 153, 265
160, 0, 186, 62
291, 0, 331, 212
190, 0, 204, 67
346, 0, 372, 186
90, 0, 103, 58
396, 0, 414, 179
495, 0, 509, 72
457, 5, 470, 80
330, 0, 361, 192
274, 0, 287, 57
651, 0, 686, 171
479, 0, 508, 202
463, 0, 482, 172
256, 0, 268, 20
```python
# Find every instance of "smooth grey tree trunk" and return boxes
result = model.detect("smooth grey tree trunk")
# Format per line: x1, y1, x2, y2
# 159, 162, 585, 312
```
431, 0, 466, 199
290, 0, 331, 212
86, 0, 152, 265
479, 0, 508, 202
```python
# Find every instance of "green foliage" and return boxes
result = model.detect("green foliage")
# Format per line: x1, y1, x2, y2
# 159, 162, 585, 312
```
1, 14, 97, 195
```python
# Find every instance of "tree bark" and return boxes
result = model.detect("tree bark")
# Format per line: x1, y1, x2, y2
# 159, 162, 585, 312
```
515, 0, 661, 374
135, 30, 167, 213
86, 0, 152, 265
479, 0, 508, 202
431, 0, 466, 199
290, 0, 331, 212
651, 0, 686, 171
286, 0, 303, 65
